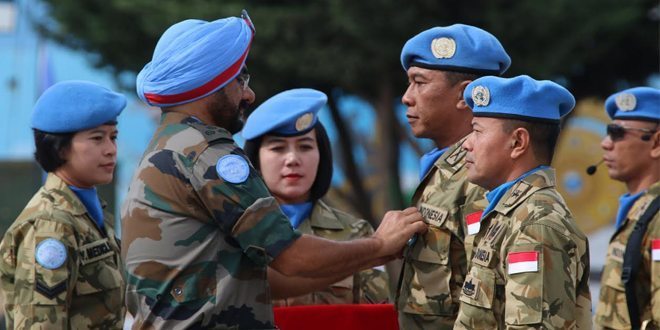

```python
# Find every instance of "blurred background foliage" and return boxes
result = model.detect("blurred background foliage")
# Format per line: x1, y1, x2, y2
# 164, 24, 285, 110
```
34, 0, 660, 224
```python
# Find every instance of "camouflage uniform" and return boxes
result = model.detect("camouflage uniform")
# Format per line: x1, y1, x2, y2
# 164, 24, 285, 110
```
454, 167, 592, 329
272, 200, 389, 306
594, 181, 660, 329
0, 173, 124, 329
396, 137, 488, 329
121, 111, 301, 329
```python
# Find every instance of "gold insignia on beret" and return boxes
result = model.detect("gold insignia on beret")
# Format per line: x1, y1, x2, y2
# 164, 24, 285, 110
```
472, 86, 490, 107
295, 113, 314, 132
615, 93, 636, 112
431, 37, 456, 59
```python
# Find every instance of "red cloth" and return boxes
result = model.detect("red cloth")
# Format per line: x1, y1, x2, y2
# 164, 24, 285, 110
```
273, 304, 399, 330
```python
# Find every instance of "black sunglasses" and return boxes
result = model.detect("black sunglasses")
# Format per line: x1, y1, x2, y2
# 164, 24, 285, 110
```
606, 123, 656, 142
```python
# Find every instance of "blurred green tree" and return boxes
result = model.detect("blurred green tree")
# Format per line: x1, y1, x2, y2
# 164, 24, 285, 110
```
36, 0, 659, 223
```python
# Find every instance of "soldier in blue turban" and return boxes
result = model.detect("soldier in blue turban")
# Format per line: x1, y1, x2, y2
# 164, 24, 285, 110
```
122, 11, 427, 329
594, 87, 660, 329
0, 80, 126, 328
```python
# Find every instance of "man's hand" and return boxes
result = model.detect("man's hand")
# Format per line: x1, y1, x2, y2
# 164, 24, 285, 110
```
372, 207, 427, 257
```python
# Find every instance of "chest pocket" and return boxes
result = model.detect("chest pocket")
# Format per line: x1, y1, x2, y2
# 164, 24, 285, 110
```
75, 238, 122, 295
457, 267, 498, 327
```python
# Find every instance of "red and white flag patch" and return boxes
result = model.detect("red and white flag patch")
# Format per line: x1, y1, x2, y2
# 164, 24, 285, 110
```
466, 211, 483, 236
507, 251, 539, 274
653, 239, 660, 261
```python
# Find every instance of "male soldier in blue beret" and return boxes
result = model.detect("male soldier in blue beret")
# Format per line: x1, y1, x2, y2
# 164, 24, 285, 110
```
122, 11, 426, 329
396, 24, 510, 329
455, 75, 591, 328
594, 87, 660, 330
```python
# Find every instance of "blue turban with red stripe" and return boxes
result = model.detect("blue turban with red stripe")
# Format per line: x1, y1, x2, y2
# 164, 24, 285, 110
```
136, 11, 255, 107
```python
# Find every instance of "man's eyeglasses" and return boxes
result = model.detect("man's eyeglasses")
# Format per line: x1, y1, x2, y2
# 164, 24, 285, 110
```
606, 123, 656, 142
235, 73, 250, 91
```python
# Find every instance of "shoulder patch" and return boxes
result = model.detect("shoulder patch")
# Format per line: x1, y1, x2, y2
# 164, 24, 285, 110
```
216, 154, 250, 184
35, 238, 67, 270
652, 239, 660, 261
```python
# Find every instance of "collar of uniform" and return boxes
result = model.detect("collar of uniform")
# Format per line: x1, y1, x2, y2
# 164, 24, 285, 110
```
423, 135, 469, 182
159, 111, 233, 142
308, 200, 345, 230
627, 180, 660, 220
492, 167, 556, 216
43, 173, 93, 216
648, 180, 660, 197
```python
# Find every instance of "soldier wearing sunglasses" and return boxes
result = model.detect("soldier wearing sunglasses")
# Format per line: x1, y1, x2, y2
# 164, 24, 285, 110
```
594, 87, 660, 330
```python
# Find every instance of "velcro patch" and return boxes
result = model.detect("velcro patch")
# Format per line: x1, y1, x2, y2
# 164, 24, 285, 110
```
652, 239, 660, 262
80, 238, 114, 265
507, 251, 539, 275
472, 247, 494, 267
419, 203, 448, 227
462, 275, 480, 299
466, 211, 483, 235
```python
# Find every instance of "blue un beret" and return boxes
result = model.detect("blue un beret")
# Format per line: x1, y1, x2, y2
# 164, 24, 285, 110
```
605, 87, 660, 122
136, 10, 255, 107
242, 89, 327, 140
31, 81, 126, 133
401, 24, 511, 75
464, 75, 575, 124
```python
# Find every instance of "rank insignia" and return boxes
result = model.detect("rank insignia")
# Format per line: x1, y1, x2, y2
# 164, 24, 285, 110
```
472, 85, 490, 107
431, 37, 456, 59
615, 93, 636, 111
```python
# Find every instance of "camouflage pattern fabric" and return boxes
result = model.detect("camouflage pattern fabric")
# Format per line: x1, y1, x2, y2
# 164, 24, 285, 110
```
0, 173, 124, 329
272, 200, 390, 306
396, 137, 488, 330
121, 111, 301, 329
454, 168, 592, 329
594, 181, 659, 330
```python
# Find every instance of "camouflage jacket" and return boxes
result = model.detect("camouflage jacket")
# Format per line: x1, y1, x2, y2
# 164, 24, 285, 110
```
594, 181, 660, 330
396, 137, 487, 330
121, 112, 301, 329
454, 168, 592, 329
0, 173, 124, 329
272, 200, 389, 306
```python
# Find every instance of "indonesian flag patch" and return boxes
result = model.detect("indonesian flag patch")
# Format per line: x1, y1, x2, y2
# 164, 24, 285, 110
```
653, 239, 660, 261
507, 251, 539, 274
466, 211, 483, 236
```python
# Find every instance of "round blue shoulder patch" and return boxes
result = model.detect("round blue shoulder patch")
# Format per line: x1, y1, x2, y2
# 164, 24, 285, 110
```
216, 154, 250, 184
35, 238, 67, 270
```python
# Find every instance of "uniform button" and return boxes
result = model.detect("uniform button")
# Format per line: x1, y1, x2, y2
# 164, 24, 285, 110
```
174, 287, 182, 296
156, 294, 162, 300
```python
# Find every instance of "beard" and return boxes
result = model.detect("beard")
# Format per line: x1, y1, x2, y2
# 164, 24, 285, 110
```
208, 90, 248, 134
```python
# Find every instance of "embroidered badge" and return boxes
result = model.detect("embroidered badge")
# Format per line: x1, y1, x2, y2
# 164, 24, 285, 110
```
472, 247, 493, 267
462, 276, 480, 299
35, 238, 67, 270
431, 37, 456, 59
503, 181, 532, 207
652, 239, 660, 262
472, 86, 490, 107
466, 211, 483, 236
295, 113, 314, 132
608, 241, 625, 263
419, 203, 448, 227
615, 93, 636, 111
445, 147, 466, 167
80, 238, 114, 265
507, 251, 539, 275
216, 154, 250, 184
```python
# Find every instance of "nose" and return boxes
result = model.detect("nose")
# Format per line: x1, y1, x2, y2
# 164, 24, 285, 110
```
242, 86, 256, 106
462, 132, 474, 152
105, 137, 117, 157
284, 150, 300, 167
600, 135, 613, 151
402, 84, 414, 107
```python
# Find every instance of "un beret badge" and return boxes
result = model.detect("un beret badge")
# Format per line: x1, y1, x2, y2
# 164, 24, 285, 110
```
431, 37, 456, 59
472, 86, 490, 107
295, 113, 314, 132
615, 93, 636, 112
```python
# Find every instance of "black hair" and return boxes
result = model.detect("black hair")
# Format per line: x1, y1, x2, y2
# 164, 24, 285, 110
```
243, 122, 333, 202
501, 119, 561, 164
33, 129, 74, 172
443, 71, 481, 87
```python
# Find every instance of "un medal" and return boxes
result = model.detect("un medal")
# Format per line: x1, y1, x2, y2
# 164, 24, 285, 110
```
472, 85, 490, 106
615, 93, 636, 111
431, 37, 456, 59
295, 113, 314, 131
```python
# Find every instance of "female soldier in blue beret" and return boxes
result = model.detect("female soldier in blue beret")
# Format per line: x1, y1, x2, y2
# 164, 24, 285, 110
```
0, 80, 126, 329
242, 88, 390, 305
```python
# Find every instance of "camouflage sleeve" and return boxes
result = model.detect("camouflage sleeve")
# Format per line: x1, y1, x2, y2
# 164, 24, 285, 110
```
648, 215, 660, 326
351, 220, 391, 303
503, 221, 590, 329
191, 146, 301, 264
1, 219, 79, 329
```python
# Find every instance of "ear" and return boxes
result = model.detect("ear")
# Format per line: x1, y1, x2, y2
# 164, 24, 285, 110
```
650, 130, 660, 159
510, 127, 530, 160
456, 80, 472, 110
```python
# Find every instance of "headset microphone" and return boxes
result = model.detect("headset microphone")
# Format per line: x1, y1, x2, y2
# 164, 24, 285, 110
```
586, 159, 604, 175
